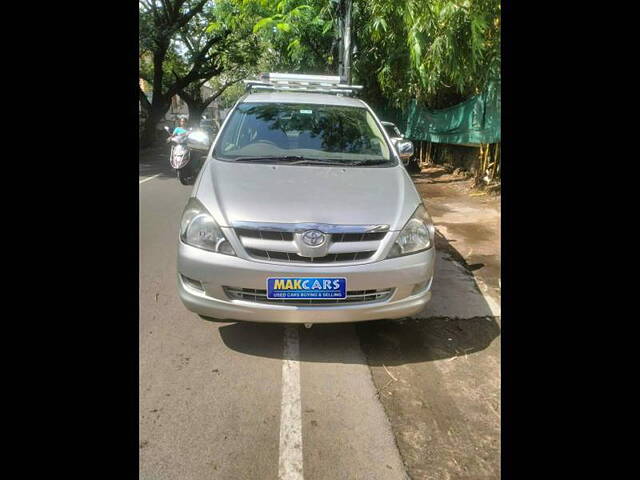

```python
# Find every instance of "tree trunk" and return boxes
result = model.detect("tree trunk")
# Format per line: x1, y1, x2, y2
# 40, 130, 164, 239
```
141, 97, 170, 148
178, 79, 239, 132
141, 46, 170, 149
139, 87, 152, 116
185, 101, 206, 129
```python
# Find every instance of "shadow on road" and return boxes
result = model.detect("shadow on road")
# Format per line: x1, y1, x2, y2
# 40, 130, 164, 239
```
210, 230, 500, 366
139, 145, 175, 180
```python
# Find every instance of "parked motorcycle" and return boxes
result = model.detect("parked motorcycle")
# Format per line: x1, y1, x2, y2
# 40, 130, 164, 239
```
164, 126, 210, 185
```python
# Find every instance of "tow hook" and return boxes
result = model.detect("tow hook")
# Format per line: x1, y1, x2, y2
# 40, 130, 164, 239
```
304, 323, 313, 329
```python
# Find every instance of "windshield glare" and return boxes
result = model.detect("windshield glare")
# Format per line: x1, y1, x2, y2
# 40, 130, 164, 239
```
213, 102, 395, 166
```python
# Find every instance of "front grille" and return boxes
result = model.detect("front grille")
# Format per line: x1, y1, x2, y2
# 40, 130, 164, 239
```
332, 232, 386, 242
245, 248, 376, 263
235, 228, 294, 241
224, 287, 394, 305
234, 226, 387, 264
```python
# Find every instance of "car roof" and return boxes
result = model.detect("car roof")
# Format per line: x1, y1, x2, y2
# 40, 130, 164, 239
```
242, 91, 368, 108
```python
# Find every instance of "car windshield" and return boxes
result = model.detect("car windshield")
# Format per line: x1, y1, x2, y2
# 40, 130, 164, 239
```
213, 102, 395, 166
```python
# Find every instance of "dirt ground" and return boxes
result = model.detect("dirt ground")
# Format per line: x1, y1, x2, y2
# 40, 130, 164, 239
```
357, 165, 501, 480
414, 166, 500, 301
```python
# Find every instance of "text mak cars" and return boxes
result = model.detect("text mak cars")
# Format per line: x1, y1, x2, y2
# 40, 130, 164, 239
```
177, 73, 435, 325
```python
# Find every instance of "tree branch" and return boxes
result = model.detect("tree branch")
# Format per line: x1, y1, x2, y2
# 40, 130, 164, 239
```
163, 0, 183, 23
140, 0, 159, 21
172, 0, 208, 33
176, 77, 209, 109
177, 87, 195, 105
202, 78, 240, 106
179, 30, 197, 55
170, 0, 188, 18
159, 0, 170, 17
166, 29, 231, 97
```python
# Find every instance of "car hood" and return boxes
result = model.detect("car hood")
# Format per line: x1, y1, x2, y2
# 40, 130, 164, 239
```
196, 160, 422, 231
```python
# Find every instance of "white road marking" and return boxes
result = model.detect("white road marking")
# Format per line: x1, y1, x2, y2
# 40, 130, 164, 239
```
279, 325, 304, 480
139, 174, 161, 184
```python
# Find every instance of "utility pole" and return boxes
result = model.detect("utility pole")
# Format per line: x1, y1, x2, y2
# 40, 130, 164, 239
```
343, 0, 352, 84
337, 4, 344, 81
334, 0, 352, 84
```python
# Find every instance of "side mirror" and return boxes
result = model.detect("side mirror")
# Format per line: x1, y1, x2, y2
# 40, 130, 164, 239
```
396, 140, 414, 160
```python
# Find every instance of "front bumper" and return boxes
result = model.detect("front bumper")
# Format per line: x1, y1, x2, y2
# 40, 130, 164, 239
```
177, 242, 435, 324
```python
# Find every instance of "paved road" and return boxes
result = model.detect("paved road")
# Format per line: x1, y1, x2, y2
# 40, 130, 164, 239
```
140, 160, 407, 480
139, 151, 500, 479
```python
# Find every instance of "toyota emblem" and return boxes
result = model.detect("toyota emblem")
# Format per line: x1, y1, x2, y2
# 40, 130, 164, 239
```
302, 230, 326, 247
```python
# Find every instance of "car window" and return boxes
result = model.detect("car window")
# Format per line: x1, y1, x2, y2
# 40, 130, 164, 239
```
384, 124, 402, 138
213, 102, 394, 165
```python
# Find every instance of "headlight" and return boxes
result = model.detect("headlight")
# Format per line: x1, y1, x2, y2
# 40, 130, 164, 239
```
188, 131, 209, 144
180, 198, 235, 255
386, 204, 434, 259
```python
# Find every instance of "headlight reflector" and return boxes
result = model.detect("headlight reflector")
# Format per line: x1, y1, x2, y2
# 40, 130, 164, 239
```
387, 204, 434, 258
180, 198, 235, 255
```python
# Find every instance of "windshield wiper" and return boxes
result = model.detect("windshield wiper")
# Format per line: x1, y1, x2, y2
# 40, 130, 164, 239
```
232, 156, 348, 166
349, 159, 393, 166
287, 159, 352, 166
231, 156, 391, 166
232, 156, 306, 163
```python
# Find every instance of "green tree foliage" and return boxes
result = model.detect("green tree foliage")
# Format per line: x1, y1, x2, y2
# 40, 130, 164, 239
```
358, 0, 500, 109
174, 2, 261, 127
250, 0, 337, 74
139, 0, 501, 146
215, 81, 246, 109
250, 0, 500, 110
138, 0, 261, 145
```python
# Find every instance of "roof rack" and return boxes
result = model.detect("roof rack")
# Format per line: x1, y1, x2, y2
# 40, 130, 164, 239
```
244, 72, 363, 96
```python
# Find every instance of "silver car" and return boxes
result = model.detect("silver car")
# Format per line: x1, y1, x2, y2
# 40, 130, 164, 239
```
177, 85, 435, 325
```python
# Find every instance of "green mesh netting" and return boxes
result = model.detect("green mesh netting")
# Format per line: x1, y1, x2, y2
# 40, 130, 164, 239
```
404, 80, 500, 145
